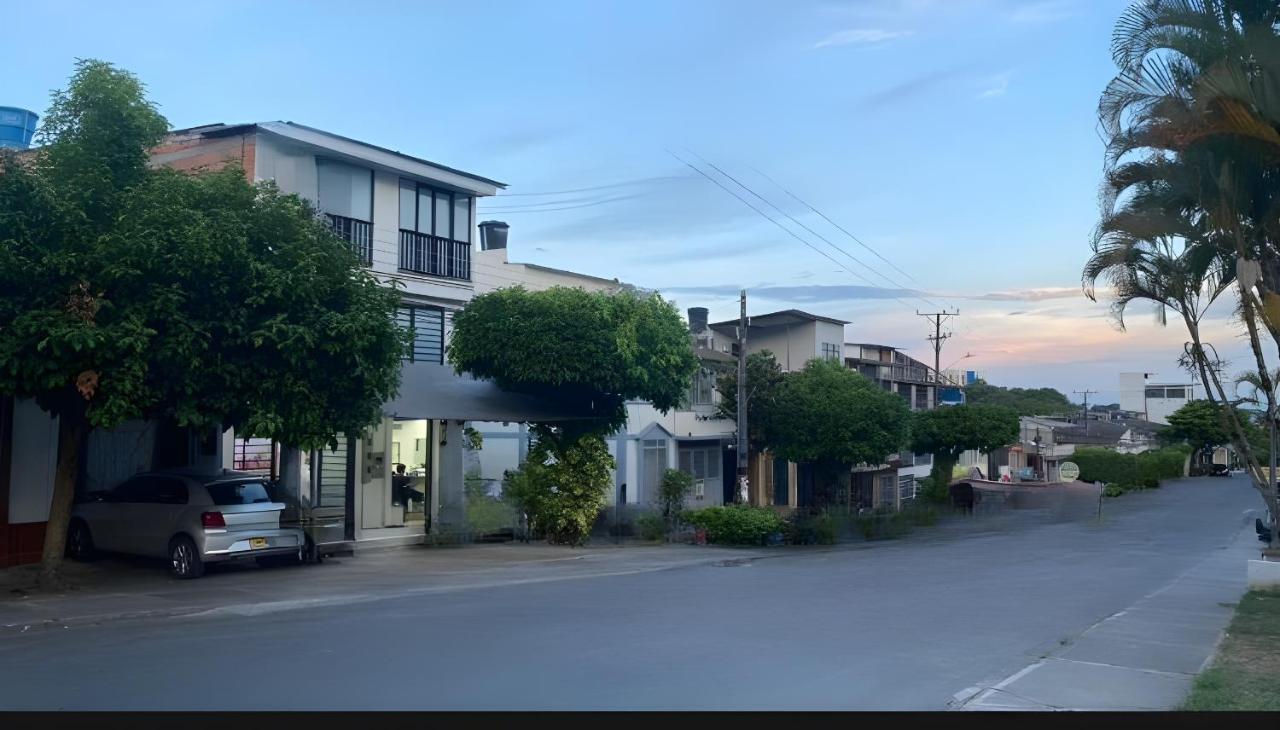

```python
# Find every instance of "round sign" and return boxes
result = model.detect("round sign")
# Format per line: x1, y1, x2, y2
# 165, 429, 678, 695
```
1059, 462, 1080, 482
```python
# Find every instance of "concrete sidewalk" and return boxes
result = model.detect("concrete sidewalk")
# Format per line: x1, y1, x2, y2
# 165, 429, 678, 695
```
954, 524, 1260, 711
0, 542, 768, 637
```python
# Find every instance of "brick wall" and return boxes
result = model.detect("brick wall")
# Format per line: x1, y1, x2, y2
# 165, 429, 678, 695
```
148, 129, 255, 181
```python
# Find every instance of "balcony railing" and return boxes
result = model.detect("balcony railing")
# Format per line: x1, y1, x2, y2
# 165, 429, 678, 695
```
325, 214, 372, 265
399, 229, 471, 281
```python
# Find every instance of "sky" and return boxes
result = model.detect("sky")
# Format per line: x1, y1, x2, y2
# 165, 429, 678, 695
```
2, 0, 1260, 402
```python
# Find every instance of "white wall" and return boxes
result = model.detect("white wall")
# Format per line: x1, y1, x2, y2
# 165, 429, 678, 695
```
1119, 372, 1147, 413
9, 399, 58, 524
254, 134, 318, 206
473, 249, 623, 295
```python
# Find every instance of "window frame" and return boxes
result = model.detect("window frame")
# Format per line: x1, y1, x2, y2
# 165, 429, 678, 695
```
397, 304, 446, 364
398, 178, 472, 243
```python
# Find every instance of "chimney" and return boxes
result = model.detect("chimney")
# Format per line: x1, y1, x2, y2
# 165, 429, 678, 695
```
688, 307, 709, 334
478, 220, 509, 251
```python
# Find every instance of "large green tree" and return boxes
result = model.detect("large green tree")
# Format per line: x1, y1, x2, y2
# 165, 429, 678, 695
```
714, 349, 784, 452
0, 61, 406, 585
962, 379, 1074, 417
448, 285, 698, 544
1163, 399, 1232, 456
911, 404, 1019, 502
765, 359, 910, 507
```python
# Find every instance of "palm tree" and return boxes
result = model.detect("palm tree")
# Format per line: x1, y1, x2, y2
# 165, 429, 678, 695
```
1089, 0, 1280, 524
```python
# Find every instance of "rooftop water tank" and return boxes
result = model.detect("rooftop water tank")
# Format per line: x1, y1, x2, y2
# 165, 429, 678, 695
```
0, 107, 39, 150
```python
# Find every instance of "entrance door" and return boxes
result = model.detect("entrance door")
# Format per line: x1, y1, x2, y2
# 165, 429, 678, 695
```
315, 434, 354, 542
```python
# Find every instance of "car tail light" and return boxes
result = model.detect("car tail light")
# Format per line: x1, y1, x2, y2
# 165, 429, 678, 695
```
201, 511, 226, 528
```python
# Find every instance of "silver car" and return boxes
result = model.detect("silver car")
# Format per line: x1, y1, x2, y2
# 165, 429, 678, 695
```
67, 470, 304, 579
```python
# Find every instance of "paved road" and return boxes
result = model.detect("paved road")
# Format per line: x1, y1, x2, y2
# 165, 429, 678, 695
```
0, 476, 1261, 710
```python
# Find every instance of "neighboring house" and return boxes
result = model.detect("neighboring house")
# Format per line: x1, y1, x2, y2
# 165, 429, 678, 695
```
465, 235, 739, 513
1119, 372, 1198, 425
2, 121, 591, 565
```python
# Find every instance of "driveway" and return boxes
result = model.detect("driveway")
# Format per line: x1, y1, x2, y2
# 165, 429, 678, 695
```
0, 476, 1261, 710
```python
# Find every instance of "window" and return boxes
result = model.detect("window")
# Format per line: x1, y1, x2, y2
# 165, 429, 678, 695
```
1145, 387, 1165, 399
642, 439, 668, 502
1163, 388, 1186, 399
915, 386, 929, 410
317, 159, 372, 222
397, 179, 473, 242
397, 305, 445, 363
821, 342, 840, 361
898, 474, 917, 502
678, 446, 721, 500
876, 474, 897, 509
687, 368, 715, 407
206, 480, 272, 506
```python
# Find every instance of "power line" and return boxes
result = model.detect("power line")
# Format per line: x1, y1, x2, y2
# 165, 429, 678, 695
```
666, 149, 916, 313
688, 150, 938, 308
491, 175, 696, 197
748, 165, 921, 286
477, 192, 641, 210
478, 194, 640, 215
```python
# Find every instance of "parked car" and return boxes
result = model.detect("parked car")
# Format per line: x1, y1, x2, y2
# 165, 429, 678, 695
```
67, 470, 304, 579
1209, 463, 1231, 477
1259, 512, 1275, 544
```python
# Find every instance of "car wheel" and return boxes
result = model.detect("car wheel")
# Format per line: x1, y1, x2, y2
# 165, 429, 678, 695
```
169, 535, 205, 579
65, 520, 95, 562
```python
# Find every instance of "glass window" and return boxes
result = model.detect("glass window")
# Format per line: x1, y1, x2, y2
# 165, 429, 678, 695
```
1164, 388, 1186, 399
316, 159, 372, 221
418, 188, 434, 234
1145, 387, 1165, 399
434, 191, 451, 238
821, 342, 840, 361
688, 368, 715, 407
643, 439, 668, 501
399, 180, 416, 231
453, 195, 471, 243
397, 305, 445, 364
205, 480, 273, 506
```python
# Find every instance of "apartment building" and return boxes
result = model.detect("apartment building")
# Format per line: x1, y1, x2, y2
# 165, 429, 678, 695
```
1119, 372, 1198, 426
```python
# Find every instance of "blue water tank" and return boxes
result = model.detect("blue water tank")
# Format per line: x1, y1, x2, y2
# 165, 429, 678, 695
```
0, 107, 39, 150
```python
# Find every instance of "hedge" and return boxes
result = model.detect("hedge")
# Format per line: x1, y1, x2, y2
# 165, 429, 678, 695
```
1073, 446, 1188, 490
683, 505, 785, 545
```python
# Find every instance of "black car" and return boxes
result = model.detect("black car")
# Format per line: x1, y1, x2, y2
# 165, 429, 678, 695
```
1208, 463, 1231, 477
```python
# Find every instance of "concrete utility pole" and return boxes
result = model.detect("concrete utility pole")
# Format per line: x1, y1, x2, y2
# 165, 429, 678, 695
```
736, 289, 749, 504
1074, 389, 1098, 435
917, 309, 959, 383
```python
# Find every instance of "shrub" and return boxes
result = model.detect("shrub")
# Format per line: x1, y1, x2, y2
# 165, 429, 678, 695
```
500, 432, 615, 546
635, 512, 667, 542
1074, 446, 1187, 490
854, 509, 913, 540
901, 503, 938, 527
1103, 483, 1125, 498
657, 469, 694, 530
784, 511, 840, 545
683, 505, 785, 545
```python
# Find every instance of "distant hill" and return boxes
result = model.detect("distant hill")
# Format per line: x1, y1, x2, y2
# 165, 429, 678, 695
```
963, 379, 1075, 417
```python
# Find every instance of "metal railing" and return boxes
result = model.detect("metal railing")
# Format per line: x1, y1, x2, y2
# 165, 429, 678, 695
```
325, 214, 372, 265
398, 229, 471, 281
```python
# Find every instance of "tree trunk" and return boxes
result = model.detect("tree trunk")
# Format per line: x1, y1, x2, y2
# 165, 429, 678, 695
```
37, 410, 87, 590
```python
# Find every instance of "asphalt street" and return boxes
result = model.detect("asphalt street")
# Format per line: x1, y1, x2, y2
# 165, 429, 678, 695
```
0, 476, 1261, 710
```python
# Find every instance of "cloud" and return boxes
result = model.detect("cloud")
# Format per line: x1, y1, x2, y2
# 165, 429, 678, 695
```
968, 286, 1081, 302
1009, 0, 1077, 25
658, 283, 925, 302
812, 28, 914, 49
860, 68, 964, 108
976, 71, 1011, 99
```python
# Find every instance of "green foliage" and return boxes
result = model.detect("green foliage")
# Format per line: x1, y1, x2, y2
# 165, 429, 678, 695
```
0, 61, 406, 448
657, 468, 693, 530
635, 512, 667, 542
683, 505, 785, 546
715, 350, 784, 452
1074, 446, 1188, 491
462, 426, 484, 451
1163, 400, 1232, 453
911, 403, 1020, 458
1103, 483, 1125, 498
768, 359, 910, 468
854, 510, 911, 541
447, 286, 699, 434
963, 379, 1074, 417
507, 428, 615, 546
918, 474, 949, 504
783, 511, 840, 545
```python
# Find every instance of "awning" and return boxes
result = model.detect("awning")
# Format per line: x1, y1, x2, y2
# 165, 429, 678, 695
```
383, 363, 602, 422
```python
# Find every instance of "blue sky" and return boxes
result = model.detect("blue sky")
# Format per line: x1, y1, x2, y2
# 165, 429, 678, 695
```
4, 0, 1252, 400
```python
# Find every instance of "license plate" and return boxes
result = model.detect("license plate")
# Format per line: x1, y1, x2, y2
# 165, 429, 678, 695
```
250, 538, 269, 549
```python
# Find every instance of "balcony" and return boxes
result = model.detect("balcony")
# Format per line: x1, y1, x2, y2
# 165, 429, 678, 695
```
325, 213, 372, 265
399, 229, 471, 281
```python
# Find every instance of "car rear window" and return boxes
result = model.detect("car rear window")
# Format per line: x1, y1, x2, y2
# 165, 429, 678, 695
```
206, 480, 273, 506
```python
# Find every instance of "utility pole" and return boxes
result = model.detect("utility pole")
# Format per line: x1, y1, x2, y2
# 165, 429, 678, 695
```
1074, 389, 1098, 435
736, 289, 749, 504
917, 309, 959, 383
